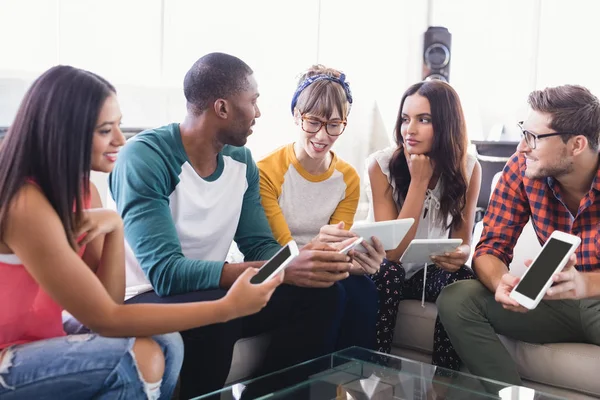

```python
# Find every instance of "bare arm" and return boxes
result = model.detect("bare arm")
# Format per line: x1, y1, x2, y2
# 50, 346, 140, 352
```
5, 185, 272, 337
473, 254, 510, 292
81, 182, 125, 303
219, 261, 264, 288
367, 159, 427, 261
450, 161, 482, 245
587, 273, 600, 298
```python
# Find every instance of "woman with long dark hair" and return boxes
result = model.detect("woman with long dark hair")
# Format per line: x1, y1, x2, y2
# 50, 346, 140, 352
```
366, 80, 481, 370
0, 66, 281, 399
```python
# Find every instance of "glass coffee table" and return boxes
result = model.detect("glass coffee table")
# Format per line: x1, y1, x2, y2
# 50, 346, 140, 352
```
194, 346, 566, 399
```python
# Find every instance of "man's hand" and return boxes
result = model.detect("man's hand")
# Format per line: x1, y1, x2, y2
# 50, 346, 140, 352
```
495, 273, 529, 313
315, 221, 357, 243
348, 237, 385, 275
430, 244, 470, 273
544, 254, 588, 300
284, 239, 355, 288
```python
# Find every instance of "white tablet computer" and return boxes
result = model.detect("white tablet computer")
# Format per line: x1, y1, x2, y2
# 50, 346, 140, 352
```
350, 218, 415, 252
400, 239, 462, 264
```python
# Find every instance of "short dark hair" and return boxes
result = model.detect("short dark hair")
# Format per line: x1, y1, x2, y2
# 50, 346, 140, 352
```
528, 85, 600, 150
0, 65, 115, 248
183, 52, 253, 114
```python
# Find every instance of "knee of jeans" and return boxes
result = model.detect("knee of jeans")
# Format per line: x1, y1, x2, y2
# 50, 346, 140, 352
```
158, 333, 184, 372
0, 347, 16, 391
436, 280, 483, 321
131, 338, 165, 399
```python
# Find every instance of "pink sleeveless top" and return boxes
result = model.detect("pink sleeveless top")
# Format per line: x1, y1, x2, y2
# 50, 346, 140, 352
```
0, 191, 91, 349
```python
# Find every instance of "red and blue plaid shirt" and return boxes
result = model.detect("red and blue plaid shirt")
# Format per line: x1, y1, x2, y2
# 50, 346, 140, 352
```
475, 152, 600, 272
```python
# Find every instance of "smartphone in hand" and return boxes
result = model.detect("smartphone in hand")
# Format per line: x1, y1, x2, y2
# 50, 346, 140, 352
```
250, 241, 299, 284
509, 230, 581, 309
339, 237, 364, 255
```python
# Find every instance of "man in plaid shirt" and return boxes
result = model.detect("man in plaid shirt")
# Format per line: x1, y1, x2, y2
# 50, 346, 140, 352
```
437, 85, 600, 386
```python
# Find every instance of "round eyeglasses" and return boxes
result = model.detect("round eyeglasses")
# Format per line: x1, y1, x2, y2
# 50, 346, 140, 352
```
301, 115, 347, 136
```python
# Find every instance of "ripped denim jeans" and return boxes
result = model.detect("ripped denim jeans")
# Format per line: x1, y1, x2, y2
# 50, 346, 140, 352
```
0, 331, 183, 400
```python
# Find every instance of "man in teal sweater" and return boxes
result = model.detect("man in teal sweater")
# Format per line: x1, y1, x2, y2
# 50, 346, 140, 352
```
109, 52, 357, 398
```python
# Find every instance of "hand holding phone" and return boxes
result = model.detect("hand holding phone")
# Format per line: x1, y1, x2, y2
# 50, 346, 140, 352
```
225, 268, 282, 319
543, 253, 586, 300
338, 237, 364, 255
250, 241, 299, 284
495, 273, 528, 313
349, 236, 386, 275
509, 230, 581, 310
280, 241, 352, 288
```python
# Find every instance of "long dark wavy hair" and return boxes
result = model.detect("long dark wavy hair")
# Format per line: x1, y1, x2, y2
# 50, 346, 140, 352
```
388, 80, 468, 231
0, 65, 115, 248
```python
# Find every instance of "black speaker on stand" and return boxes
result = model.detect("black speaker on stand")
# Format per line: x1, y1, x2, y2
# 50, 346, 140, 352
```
422, 26, 452, 82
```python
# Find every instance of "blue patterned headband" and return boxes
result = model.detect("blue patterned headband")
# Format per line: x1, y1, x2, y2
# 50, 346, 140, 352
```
290, 73, 353, 115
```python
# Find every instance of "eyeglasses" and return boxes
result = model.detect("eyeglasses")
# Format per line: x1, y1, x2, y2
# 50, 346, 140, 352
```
517, 121, 575, 149
300, 115, 347, 136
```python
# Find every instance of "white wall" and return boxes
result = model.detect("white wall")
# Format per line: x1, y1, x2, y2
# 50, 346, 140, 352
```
3, 0, 600, 203
430, 0, 539, 140
1, 0, 421, 204
429, 0, 600, 141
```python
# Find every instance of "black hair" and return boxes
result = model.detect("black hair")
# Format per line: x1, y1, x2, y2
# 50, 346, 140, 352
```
183, 52, 254, 114
0, 65, 116, 248
388, 80, 468, 231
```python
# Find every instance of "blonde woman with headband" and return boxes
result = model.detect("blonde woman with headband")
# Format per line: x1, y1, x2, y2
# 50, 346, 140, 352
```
258, 65, 386, 350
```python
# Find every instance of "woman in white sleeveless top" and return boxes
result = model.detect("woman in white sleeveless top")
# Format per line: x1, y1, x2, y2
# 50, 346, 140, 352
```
365, 80, 481, 371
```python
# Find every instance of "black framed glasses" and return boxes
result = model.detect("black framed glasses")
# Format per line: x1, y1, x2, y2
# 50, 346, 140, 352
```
301, 115, 347, 136
517, 121, 575, 149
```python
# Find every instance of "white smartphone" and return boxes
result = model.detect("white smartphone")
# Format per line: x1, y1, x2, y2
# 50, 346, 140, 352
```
350, 218, 415, 252
509, 230, 581, 310
339, 237, 364, 255
400, 239, 462, 264
250, 240, 299, 284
